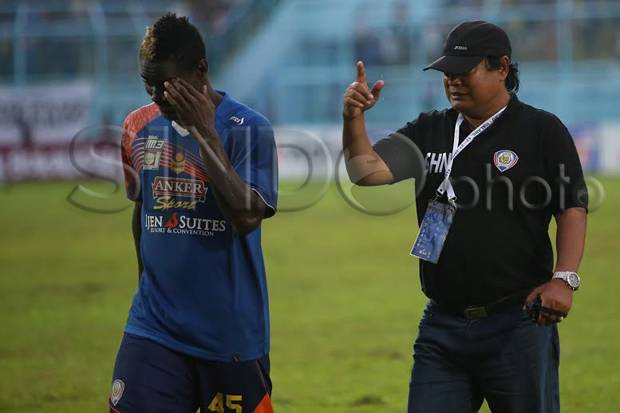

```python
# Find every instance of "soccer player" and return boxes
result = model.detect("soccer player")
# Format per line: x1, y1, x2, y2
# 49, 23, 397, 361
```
342, 21, 587, 412
111, 13, 277, 413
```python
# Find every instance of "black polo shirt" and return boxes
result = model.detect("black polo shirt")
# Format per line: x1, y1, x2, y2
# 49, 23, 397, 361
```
374, 95, 588, 308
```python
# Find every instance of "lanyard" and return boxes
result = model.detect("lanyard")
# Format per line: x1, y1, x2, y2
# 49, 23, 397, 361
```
436, 106, 507, 203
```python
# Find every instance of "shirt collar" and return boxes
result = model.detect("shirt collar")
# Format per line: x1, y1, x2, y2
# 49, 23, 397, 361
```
171, 121, 189, 136
214, 90, 237, 121
503, 93, 521, 116
453, 92, 520, 129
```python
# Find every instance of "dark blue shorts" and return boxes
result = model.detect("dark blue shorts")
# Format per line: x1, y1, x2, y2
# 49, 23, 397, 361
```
109, 333, 273, 413
408, 302, 560, 413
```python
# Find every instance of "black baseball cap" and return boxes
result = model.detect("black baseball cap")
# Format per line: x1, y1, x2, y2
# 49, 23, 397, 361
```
424, 21, 512, 74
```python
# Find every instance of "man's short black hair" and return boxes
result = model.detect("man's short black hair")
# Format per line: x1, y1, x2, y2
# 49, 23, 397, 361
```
140, 13, 206, 72
485, 56, 520, 93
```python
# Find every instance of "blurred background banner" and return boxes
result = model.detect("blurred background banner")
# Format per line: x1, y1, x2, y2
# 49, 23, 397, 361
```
0, 82, 93, 144
0, 0, 618, 183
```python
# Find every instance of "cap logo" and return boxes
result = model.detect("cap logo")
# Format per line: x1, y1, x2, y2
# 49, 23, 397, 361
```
454, 45, 468, 51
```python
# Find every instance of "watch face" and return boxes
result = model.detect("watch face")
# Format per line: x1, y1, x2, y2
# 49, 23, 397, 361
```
568, 273, 580, 288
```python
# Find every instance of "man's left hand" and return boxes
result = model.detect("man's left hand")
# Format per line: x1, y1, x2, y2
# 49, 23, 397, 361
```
525, 279, 573, 326
164, 78, 216, 138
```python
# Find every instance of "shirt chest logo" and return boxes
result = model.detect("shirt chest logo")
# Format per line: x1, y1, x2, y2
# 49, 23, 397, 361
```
151, 176, 208, 211
143, 136, 165, 170
493, 150, 519, 172
426, 152, 453, 174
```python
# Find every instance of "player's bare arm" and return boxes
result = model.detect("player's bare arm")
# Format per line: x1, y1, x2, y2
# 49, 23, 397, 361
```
132, 200, 143, 279
164, 77, 267, 235
342, 61, 393, 186
526, 207, 587, 326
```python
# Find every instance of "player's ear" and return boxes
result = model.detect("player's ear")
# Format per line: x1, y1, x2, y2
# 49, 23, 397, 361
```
198, 59, 209, 80
499, 56, 510, 80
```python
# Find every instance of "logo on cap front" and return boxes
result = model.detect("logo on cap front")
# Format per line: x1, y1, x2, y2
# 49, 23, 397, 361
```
494, 150, 519, 172
454, 45, 468, 51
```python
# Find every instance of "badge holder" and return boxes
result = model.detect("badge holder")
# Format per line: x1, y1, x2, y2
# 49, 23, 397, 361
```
410, 196, 456, 264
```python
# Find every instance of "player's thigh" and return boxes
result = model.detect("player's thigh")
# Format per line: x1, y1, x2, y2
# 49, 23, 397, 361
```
408, 305, 482, 413
478, 317, 559, 413
198, 355, 273, 413
109, 333, 199, 413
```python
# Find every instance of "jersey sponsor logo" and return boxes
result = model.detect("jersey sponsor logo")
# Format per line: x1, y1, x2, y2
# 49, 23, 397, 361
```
494, 150, 519, 172
152, 177, 207, 201
144, 137, 165, 170
110, 379, 125, 406
230, 116, 245, 125
164, 211, 179, 228
170, 149, 186, 174
145, 212, 227, 237
144, 151, 162, 170
426, 152, 453, 174
153, 196, 200, 211
151, 177, 208, 211
145, 136, 165, 150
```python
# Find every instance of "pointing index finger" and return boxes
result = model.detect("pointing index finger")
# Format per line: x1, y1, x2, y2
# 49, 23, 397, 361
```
356, 61, 367, 84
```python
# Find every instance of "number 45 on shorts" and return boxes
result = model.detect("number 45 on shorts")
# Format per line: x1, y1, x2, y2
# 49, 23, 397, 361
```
208, 393, 243, 413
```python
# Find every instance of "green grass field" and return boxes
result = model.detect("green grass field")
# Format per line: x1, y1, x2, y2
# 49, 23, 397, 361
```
1, 178, 619, 412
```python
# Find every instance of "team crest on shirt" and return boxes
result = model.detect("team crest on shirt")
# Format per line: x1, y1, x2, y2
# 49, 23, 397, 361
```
110, 379, 125, 406
170, 149, 186, 174
493, 150, 519, 173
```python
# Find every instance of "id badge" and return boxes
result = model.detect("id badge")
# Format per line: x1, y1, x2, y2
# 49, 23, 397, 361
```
410, 200, 456, 264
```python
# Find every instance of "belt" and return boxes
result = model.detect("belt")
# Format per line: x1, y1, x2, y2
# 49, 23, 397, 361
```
430, 291, 528, 320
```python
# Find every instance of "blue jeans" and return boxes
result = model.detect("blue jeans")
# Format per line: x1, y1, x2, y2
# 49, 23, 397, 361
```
408, 302, 560, 413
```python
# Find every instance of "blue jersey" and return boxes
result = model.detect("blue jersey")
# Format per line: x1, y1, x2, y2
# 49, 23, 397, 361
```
120, 92, 278, 362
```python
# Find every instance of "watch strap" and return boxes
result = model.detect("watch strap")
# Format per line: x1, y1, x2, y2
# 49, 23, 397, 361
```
553, 271, 580, 291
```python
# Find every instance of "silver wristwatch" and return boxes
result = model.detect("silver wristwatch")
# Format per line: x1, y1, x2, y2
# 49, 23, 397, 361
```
553, 271, 581, 291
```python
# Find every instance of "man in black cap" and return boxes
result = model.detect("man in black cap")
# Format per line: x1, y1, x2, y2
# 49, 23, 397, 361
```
342, 21, 587, 412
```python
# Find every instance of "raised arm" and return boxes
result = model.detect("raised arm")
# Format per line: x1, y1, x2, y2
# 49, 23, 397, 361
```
342, 61, 393, 186
164, 79, 271, 235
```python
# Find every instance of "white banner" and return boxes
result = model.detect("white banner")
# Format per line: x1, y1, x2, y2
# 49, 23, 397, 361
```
0, 82, 94, 144
0, 144, 121, 183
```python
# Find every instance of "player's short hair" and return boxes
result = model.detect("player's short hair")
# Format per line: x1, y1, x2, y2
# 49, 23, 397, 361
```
485, 56, 520, 93
140, 13, 206, 72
